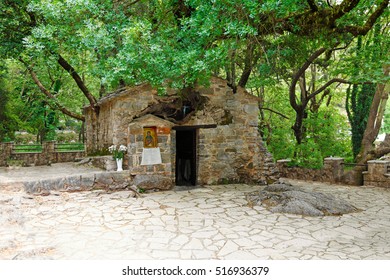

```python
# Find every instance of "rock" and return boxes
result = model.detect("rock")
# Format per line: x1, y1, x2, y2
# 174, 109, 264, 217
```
33, 188, 50, 196
80, 174, 95, 190
272, 199, 324, 216
264, 183, 295, 192
89, 156, 116, 171
75, 157, 91, 165
95, 173, 114, 185
108, 182, 129, 191
133, 174, 173, 190
246, 181, 360, 216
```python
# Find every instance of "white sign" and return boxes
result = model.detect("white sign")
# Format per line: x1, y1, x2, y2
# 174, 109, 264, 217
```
141, 147, 162, 165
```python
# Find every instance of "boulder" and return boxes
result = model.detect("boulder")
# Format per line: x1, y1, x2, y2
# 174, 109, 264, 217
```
246, 181, 360, 216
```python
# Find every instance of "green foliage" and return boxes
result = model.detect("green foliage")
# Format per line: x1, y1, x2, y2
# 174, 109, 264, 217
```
381, 101, 390, 134
344, 25, 388, 160
14, 132, 36, 144
0, 0, 388, 168
0, 87, 13, 141
138, 187, 146, 193
346, 83, 376, 159
261, 85, 353, 168
18, 92, 59, 142
55, 131, 78, 143
0, 65, 18, 141
0, 0, 34, 58
302, 108, 353, 165
290, 140, 324, 169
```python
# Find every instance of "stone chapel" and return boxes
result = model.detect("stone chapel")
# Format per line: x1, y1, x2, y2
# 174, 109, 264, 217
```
84, 77, 277, 190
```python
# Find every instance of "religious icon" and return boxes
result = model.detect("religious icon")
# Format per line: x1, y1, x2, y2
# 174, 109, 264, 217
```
143, 127, 157, 148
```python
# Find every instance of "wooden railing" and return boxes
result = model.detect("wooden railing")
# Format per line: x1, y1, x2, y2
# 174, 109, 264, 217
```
55, 143, 85, 152
13, 144, 43, 153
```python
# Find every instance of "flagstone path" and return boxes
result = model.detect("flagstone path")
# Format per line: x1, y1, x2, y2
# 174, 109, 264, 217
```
1, 165, 390, 260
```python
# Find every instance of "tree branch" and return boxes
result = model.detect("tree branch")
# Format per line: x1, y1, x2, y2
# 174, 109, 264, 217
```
238, 42, 259, 88
340, 0, 389, 36
19, 58, 85, 122
259, 107, 290, 119
308, 78, 355, 100
57, 54, 97, 107
289, 47, 328, 109
375, 146, 390, 158
307, 0, 318, 11
209, 0, 387, 43
332, 0, 360, 20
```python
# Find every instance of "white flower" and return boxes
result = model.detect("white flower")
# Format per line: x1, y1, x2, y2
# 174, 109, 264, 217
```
108, 145, 116, 153
108, 144, 127, 159
119, 145, 127, 152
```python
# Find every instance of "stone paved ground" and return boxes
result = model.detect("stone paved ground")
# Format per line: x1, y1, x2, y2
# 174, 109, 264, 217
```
1, 174, 390, 260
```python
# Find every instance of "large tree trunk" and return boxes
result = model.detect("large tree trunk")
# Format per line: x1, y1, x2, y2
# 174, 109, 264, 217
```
356, 65, 390, 164
349, 65, 390, 185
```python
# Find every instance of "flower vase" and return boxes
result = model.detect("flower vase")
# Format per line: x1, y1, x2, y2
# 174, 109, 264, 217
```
116, 158, 123, 171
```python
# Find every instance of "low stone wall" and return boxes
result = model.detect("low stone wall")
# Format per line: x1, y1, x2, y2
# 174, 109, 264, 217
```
23, 171, 132, 194
277, 158, 345, 184
0, 142, 85, 167
82, 155, 173, 191
363, 160, 390, 188
278, 157, 390, 188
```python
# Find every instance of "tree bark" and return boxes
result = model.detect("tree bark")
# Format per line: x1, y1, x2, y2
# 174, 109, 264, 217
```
238, 43, 258, 88
356, 65, 390, 164
345, 65, 390, 185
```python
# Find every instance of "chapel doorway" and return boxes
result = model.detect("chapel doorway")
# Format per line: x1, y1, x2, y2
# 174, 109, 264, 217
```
175, 129, 197, 186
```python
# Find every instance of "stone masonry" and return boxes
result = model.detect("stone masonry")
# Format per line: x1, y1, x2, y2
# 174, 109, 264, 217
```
276, 158, 345, 184
84, 77, 277, 189
0, 142, 85, 167
277, 157, 390, 188
363, 160, 390, 188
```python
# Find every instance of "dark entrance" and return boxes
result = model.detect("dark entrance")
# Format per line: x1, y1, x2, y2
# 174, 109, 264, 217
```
175, 129, 197, 186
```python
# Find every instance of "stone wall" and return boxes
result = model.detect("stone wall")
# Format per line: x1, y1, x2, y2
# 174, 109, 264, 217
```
193, 78, 277, 185
127, 115, 174, 190
277, 158, 345, 184
363, 160, 390, 188
84, 84, 156, 153
277, 157, 390, 188
84, 77, 278, 188
0, 142, 85, 167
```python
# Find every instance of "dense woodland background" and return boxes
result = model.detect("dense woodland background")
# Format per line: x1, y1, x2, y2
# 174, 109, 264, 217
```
0, 0, 389, 169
